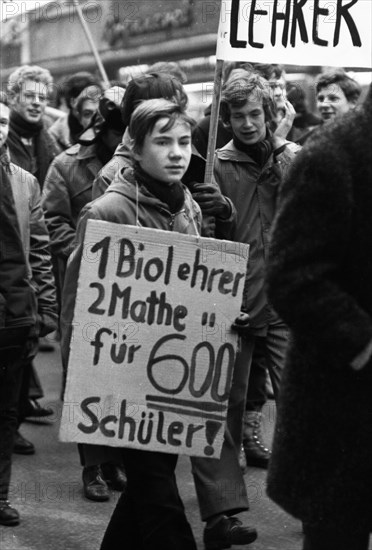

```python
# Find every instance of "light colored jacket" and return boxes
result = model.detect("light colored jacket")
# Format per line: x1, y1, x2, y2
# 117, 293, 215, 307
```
213, 139, 298, 331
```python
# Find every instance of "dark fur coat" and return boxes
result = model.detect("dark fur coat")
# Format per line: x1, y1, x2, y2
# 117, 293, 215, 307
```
266, 86, 372, 529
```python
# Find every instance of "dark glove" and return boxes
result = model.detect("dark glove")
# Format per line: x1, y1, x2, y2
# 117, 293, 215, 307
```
191, 183, 230, 218
231, 312, 250, 335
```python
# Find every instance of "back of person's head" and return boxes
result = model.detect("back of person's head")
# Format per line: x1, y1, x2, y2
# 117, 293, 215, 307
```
121, 72, 188, 130
146, 61, 187, 84
62, 71, 103, 109
7, 65, 53, 96
220, 71, 277, 126
315, 69, 361, 103
129, 98, 195, 153
287, 84, 307, 113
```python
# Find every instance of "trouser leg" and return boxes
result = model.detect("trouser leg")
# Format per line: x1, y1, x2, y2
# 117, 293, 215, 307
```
78, 443, 123, 467
264, 321, 289, 401
27, 361, 43, 400
100, 449, 197, 550
245, 337, 268, 412
0, 359, 24, 500
191, 336, 254, 520
17, 360, 43, 424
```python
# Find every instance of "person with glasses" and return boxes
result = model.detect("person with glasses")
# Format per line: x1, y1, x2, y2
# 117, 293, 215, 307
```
6, 65, 60, 454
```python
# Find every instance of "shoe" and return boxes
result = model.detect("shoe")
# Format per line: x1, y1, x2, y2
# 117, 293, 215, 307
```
82, 466, 110, 502
101, 462, 127, 492
243, 411, 271, 469
0, 500, 20, 526
13, 431, 35, 455
24, 399, 53, 419
204, 516, 257, 549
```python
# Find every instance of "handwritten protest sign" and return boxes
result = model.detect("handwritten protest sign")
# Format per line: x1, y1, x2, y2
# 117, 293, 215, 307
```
60, 221, 249, 458
216, 0, 372, 68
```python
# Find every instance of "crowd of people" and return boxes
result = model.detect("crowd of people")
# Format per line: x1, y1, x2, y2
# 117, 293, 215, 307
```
0, 58, 371, 550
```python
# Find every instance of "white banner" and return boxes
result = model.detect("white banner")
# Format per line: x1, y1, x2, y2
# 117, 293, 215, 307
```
216, 0, 372, 68
60, 221, 249, 458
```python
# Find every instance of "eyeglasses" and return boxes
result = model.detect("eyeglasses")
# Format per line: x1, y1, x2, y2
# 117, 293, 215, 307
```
21, 92, 48, 103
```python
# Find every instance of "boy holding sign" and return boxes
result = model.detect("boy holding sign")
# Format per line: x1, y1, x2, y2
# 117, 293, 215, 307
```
196, 71, 298, 472
61, 99, 200, 549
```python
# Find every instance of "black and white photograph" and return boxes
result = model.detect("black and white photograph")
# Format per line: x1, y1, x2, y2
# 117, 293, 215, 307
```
1, 1, 371, 548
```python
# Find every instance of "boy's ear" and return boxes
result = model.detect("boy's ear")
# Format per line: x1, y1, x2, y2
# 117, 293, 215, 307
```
221, 118, 232, 130
130, 138, 141, 161
349, 98, 359, 110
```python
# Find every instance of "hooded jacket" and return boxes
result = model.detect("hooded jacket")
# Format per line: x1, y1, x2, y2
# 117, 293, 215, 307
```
213, 139, 298, 332
60, 166, 201, 369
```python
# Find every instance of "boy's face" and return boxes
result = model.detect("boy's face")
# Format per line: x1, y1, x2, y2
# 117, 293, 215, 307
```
11, 79, 48, 124
229, 96, 266, 145
78, 98, 99, 129
133, 117, 192, 184
316, 83, 354, 122
0, 102, 10, 148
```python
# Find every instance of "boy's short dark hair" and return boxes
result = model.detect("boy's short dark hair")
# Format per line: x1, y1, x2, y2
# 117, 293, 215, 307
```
129, 98, 195, 153
62, 71, 103, 109
121, 72, 188, 130
316, 69, 361, 103
220, 72, 277, 127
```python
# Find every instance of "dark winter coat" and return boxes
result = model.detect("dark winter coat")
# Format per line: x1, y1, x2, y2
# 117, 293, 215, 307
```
0, 149, 57, 352
266, 86, 372, 530
42, 143, 102, 261
7, 120, 59, 188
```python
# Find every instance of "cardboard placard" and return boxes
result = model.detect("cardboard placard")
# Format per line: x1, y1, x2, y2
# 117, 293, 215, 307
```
60, 221, 249, 458
216, 0, 372, 68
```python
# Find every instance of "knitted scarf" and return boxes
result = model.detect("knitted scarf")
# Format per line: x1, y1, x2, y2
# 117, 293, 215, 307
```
233, 132, 273, 167
8, 111, 56, 187
134, 163, 185, 214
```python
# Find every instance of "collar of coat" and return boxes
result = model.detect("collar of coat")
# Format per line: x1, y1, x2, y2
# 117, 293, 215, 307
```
216, 138, 299, 163
64, 143, 98, 161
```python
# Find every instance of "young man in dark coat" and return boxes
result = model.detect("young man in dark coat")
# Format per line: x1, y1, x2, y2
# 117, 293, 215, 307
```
6, 65, 61, 441
266, 84, 372, 550
0, 92, 57, 526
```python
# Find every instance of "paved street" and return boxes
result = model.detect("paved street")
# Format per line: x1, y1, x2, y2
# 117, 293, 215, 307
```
1, 341, 370, 550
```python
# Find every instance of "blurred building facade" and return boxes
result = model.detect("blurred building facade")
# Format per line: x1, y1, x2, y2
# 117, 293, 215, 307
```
1, 0, 219, 85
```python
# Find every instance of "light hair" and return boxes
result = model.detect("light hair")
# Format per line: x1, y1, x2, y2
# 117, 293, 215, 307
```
7, 65, 53, 97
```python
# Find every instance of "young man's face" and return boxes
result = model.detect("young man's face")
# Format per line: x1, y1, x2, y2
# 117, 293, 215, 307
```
0, 102, 10, 148
78, 99, 99, 129
11, 79, 48, 124
317, 83, 354, 122
229, 96, 267, 145
133, 117, 192, 184
268, 74, 287, 111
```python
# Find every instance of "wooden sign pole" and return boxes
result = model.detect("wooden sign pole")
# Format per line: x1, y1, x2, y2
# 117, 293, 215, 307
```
73, 0, 110, 87
204, 58, 224, 183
